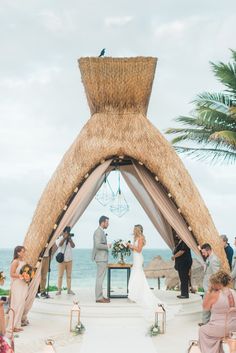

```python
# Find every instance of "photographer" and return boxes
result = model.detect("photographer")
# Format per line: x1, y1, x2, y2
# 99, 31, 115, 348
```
56, 226, 75, 295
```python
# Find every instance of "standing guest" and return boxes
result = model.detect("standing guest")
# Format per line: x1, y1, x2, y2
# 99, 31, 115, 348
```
6, 246, 28, 333
231, 236, 236, 289
200, 243, 221, 325
56, 226, 75, 295
92, 216, 111, 303
199, 271, 236, 353
220, 234, 234, 270
171, 234, 192, 299
40, 244, 58, 298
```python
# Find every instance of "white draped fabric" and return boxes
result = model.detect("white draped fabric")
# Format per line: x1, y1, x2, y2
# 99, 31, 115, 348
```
24, 158, 202, 317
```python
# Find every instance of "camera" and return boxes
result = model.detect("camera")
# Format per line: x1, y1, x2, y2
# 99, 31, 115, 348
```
0, 296, 8, 303
69, 233, 74, 237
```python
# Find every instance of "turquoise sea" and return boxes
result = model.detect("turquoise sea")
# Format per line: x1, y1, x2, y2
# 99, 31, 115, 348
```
0, 248, 172, 289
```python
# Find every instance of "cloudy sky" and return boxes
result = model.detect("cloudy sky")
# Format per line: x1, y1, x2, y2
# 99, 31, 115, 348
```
0, 0, 236, 249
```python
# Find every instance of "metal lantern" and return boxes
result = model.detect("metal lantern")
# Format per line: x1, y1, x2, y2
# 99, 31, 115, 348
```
70, 301, 81, 332
42, 339, 56, 353
155, 304, 166, 334
110, 171, 129, 217
95, 174, 114, 206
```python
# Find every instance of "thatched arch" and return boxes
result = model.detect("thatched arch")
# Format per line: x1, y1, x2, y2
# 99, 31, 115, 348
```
23, 57, 227, 269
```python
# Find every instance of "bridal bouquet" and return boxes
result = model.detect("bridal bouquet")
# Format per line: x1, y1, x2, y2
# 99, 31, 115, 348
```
0, 271, 6, 285
112, 239, 131, 264
20, 264, 35, 284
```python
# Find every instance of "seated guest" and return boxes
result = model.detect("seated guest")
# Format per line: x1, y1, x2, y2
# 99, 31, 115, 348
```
199, 271, 236, 353
171, 234, 192, 299
7, 246, 29, 333
221, 234, 234, 270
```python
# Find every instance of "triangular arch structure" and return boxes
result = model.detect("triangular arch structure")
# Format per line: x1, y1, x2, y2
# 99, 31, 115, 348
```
23, 57, 227, 270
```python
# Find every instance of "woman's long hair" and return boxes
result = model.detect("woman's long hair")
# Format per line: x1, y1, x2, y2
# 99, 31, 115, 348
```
133, 225, 146, 246
13, 246, 25, 260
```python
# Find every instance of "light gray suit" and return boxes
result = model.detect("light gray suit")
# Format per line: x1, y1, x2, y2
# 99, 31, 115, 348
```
92, 227, 109, 300
202, 252, 221, 323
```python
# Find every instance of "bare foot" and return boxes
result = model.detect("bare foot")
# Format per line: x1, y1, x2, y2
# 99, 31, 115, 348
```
13, 328, 23, 332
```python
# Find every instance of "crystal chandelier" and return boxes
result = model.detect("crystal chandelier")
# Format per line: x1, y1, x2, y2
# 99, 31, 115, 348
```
95, 174, 115, 206
109, 171, 129, 217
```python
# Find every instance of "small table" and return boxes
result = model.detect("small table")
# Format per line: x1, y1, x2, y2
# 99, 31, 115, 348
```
107, 263, 132, 299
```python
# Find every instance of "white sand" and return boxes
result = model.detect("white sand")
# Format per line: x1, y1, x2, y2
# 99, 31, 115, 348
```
14, 288, 203, 353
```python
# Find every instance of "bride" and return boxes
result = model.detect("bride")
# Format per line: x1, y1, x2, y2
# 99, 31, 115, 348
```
128, 224, 161, 308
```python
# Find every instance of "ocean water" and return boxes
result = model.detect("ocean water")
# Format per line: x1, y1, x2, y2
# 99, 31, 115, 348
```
0, 248, 172, 289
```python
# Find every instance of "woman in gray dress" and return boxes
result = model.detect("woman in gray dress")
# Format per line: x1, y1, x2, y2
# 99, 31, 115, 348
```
199, 270, 236, 353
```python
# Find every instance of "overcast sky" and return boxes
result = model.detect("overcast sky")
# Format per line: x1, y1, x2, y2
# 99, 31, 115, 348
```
0, 0, 236, 250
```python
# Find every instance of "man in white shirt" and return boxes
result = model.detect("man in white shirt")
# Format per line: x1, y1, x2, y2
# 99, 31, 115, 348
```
56, 226, 75, 295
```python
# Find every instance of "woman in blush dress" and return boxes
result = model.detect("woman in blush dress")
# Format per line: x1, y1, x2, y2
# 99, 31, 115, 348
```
128, 225, 161, 308
199, 270, 236, 353
7, 246, 29, 334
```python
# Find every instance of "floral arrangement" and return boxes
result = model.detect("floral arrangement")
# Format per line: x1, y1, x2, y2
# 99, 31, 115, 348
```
72, 322, 85, 335
0, 336, 14, 353
20, 264, 35, 284
0, 272, 6, 285
111, 239, 131, 264
147, 324, 160, 336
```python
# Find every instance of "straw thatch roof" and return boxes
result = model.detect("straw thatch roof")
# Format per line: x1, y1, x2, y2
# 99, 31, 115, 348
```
144, 255, 174, 278
144, 256, 204, 290
23, 57, 227, 268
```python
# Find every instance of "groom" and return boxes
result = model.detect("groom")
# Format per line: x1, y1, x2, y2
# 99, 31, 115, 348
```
92, 215, 111, 303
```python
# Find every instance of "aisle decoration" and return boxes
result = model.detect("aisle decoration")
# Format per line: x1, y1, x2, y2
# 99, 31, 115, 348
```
147, 324, 160, 336
70, 301, 85, 335
111, 240, 131, 264
42, 339, 56, 353
155, 304, 166, 334
19, 264, 35, 284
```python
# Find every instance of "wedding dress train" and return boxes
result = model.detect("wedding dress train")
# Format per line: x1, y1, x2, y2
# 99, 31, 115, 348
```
128, 242, 162, 309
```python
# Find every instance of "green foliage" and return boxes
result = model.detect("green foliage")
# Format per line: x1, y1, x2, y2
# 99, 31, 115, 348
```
72, 322, 86, 335
166, 49, 236, 164
0, 288, 9, 295
147, 324, 160, 336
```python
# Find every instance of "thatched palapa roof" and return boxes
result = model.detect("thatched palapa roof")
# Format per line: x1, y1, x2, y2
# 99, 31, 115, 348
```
23, 57, 227, 268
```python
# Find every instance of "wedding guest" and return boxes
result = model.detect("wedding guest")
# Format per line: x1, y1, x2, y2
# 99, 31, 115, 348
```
56, 226, 75, 295
171, 234, 192, 299
230, 236, 236, 289
40, 244, 57, 298
6, 246, 28, 333
199, 271, 236, 353
92, 216, 111, 303
200, 243, 221, 325
220, 234, 234, 270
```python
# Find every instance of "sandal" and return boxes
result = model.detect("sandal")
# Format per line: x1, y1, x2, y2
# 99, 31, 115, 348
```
13, 328, 23, 332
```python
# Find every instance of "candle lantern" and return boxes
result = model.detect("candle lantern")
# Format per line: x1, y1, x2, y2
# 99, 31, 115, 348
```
70, 301, 81, 332
155, 304, 166, 334
42, 339, 56, 353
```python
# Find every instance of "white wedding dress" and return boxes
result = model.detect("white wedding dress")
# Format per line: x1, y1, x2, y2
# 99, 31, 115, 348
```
128, 240, 161, 309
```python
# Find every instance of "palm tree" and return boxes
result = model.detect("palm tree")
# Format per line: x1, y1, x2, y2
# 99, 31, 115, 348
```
166, 50, 236, 164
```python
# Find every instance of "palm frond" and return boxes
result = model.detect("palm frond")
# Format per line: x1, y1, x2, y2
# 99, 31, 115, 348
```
209, 130, 236, 148
210, 61, 236, 93
194, 92, 232, 114
230, 49, 236, 63
173, 146, 236, 164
